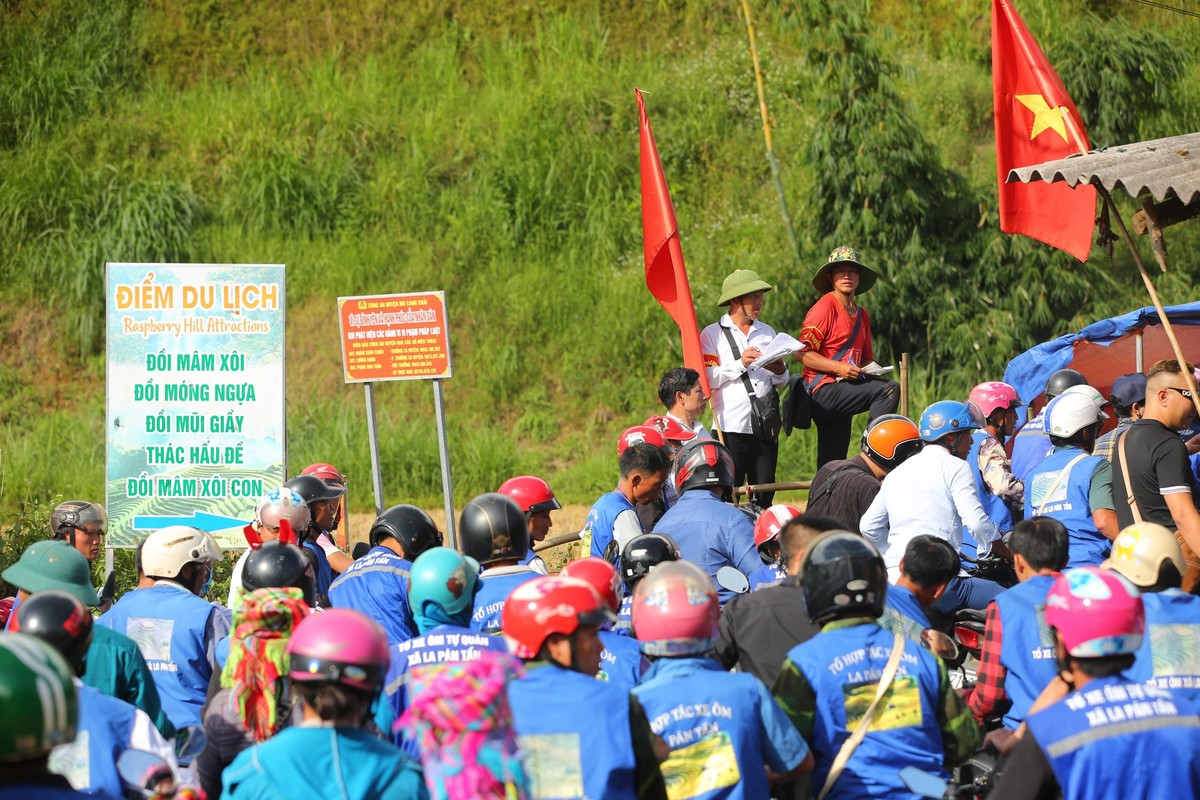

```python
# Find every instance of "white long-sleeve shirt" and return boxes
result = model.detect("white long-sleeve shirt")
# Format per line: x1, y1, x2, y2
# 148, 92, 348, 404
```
860, 444, 1001, 581
699, 315, 791, 434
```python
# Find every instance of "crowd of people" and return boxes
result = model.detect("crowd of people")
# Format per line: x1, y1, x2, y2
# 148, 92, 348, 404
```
2, 246, 1200, 800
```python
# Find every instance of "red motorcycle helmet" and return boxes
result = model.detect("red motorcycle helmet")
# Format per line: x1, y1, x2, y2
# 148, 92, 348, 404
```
501, 576, 613, 659
617, 425, 668, 456
560, 557, 623, 615
753, 504, 802, 549
643, 415, 698, 444
497, 475, 562, 515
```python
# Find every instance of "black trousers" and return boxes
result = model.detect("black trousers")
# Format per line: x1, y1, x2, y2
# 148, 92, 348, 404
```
811, 378, 901, 469
723, 431, 779, 507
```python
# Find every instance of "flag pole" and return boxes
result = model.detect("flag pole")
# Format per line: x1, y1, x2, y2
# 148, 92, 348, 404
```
1097, 185, 1200, 415
739, 0, 799, 264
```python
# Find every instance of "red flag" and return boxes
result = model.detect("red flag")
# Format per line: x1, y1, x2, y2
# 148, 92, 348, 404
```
638, 89, 711, 395
993, 0, 1095, 261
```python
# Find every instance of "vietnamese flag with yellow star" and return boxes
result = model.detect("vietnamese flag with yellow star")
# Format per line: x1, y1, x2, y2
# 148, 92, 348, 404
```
638, 88, 710, 395
993, 0, 1095, 261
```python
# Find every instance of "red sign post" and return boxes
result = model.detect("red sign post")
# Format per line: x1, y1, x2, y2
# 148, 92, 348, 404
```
337, 290, 456, 546
337, 291, 452, 382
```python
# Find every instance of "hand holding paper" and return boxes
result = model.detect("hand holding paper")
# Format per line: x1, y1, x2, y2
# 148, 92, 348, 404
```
749, 332, 805, 370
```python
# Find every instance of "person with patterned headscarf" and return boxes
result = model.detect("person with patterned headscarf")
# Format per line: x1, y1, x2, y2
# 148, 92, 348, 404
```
402, 650, 532, 800
195, 586, 310, 799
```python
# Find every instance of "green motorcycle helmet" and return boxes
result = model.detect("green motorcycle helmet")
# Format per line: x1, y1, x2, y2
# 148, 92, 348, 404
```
0, 632, 78, 761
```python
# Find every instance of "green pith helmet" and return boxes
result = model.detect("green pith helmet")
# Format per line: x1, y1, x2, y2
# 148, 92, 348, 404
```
811, 246, 879, 295
0, 633, 79, 761
1, 540, 99, 607
717, 269, 773, 306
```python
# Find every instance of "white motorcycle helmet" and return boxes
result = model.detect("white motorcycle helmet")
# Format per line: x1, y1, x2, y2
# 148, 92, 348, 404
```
141, 525, 222, 580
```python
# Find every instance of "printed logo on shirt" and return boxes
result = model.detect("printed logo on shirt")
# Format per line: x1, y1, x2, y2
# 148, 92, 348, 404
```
878, 607, 925, 643
1031, 604, 1056, 659
49, 729, 90, 790
843, 674, 923, 732
1149, 623, 1200, 678
661, 730, 741, 800
520, 732, 584, 800
127, 616, 174, 662
1028, 470, 1072, 512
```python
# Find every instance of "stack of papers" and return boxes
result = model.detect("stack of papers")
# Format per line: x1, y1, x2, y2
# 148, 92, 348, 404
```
748, 333, 804, 370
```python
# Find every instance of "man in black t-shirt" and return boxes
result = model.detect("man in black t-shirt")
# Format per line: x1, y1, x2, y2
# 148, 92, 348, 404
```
805, 414, 923, 534
714, 513, 842, 688
1110, 358, 1200, 591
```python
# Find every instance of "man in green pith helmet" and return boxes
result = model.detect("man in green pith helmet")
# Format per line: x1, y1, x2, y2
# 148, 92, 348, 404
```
700, 269, 796, 507
799, 246, 900, 469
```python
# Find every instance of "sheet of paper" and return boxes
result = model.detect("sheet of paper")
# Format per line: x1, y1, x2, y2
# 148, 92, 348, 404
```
749, 332, 804, 370
863, 361, 893, 377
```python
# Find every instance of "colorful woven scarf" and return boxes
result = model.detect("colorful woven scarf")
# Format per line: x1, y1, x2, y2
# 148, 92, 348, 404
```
219, 586, 310, 742
400, 650, 531, 800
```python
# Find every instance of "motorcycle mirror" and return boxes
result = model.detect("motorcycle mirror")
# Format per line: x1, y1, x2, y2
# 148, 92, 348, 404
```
899, 765, 948, 799
174, 723, 208, 761
920, 628, 960, 662
117, 750, 176, 798
715, 566, 749, 595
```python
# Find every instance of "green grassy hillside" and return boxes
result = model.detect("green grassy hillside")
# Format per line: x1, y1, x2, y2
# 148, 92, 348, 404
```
2, 0, 1198, 518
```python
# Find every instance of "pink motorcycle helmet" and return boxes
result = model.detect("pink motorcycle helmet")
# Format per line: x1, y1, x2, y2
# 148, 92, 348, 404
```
1044, 567, 1144, 658
286, 608, 390, 691
967, 381, 1022, 421
632, 561, 719, 657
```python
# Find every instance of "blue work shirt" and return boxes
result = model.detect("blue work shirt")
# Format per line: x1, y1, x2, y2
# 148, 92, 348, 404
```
653, 491, 760, 605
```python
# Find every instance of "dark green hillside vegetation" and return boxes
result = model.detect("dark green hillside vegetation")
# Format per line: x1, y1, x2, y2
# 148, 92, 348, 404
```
2, 0, 1198, 518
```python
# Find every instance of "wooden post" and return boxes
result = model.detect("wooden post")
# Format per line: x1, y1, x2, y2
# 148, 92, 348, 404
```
1099, 186, 1200, 415
899, 352, 910, 418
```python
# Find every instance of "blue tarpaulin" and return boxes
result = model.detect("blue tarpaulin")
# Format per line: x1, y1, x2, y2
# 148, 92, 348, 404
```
1003, 302, 1200, 424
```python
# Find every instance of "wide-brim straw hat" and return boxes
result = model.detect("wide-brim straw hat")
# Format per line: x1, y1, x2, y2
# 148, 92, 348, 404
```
812, 246, 879, 295
718, 269, 773, 306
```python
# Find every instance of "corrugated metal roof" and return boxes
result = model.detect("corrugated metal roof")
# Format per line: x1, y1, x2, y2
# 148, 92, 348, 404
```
1007, 131, 1200, 204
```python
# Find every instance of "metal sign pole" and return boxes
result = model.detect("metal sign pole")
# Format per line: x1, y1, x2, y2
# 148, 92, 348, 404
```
364, 382, 385, 517
433, 379, 456, 549
105, 547, 114, 577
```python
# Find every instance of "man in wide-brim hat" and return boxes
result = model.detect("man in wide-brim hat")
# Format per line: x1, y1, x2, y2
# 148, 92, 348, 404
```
699, 268, 796, 506
799, 246, 900, 469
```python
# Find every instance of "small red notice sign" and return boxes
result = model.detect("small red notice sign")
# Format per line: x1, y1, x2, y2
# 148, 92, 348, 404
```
337, 291, 453, 383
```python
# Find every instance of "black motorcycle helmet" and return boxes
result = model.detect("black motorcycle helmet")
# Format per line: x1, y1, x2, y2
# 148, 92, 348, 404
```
283, 474, 345, 506
243, 541, 316, 606
620, 532, 682, 590
369, 504, 443, 558
12, 590, 94, 676
801, 532, 888, 626
1044, 368, 1088, 400
674, 439, 736, 500
459, 493, 529, 567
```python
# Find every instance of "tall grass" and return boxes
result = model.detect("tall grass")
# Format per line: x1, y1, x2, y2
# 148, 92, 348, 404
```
1, 1, 1198, 521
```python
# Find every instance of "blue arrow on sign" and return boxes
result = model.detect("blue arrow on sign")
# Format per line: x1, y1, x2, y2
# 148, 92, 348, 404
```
132, 512, 249, 532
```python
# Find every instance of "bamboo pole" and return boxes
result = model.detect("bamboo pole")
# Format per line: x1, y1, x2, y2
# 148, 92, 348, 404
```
533, 530, 584, 552
899, 352, 910, 418
740, 0, 800, 262
1098, 185, 1200, 415
733, 479, 812, 499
